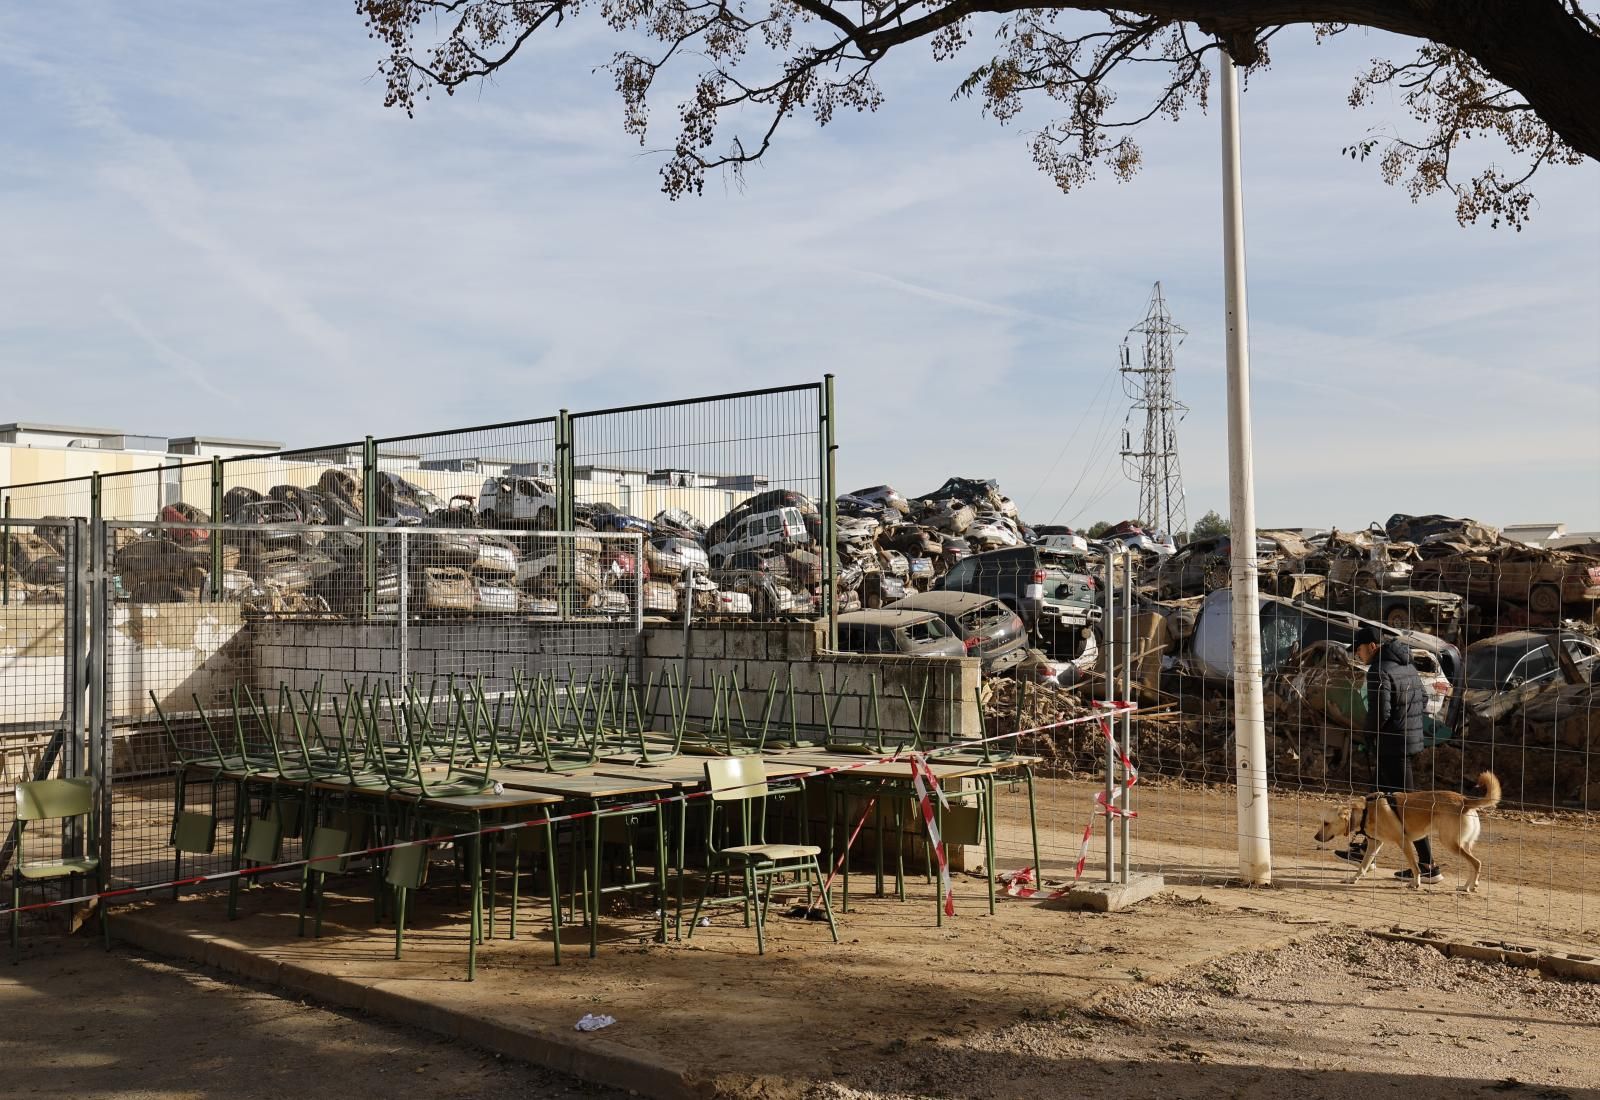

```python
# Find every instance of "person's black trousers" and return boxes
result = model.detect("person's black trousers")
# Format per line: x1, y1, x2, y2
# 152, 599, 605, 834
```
1375, 736, 1434, 868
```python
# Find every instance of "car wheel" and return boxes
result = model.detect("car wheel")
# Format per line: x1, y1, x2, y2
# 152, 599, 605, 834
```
1384, 605, 1411, 630
1528, 583, 1562, 616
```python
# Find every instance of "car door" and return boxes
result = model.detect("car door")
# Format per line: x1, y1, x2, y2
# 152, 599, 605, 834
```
1508, 646, 1559, 690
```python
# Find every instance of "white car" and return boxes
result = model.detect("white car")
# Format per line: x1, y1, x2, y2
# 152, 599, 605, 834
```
707, 506, 810, 566
1039, 532, 1089, 554
478, 476, 560, 528
645, 536, 709, 577
849, 485, 910, 515
966, 511, 1025, 550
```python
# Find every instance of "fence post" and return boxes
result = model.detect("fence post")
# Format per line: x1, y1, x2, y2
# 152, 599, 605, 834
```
1103, 547, 1117, 882
66, 521, 88, 780
210, 457, 224, 601
821, 374, 838, 650
1120, 550, 1134, 884
88, 477, 112, 886
556, 410, 574, 621
2, 496, 10, 606
398, 531, 408, 688
362, 436, 377, 618
633, 532, 645, 689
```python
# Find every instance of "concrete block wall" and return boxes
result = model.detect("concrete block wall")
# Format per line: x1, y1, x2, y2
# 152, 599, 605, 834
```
253, 618, 634, 700
640, 622, 982, 743
249, 618, 978, 744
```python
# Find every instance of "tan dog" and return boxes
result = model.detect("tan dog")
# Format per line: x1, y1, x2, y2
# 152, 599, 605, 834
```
1314, 771, 1501, 891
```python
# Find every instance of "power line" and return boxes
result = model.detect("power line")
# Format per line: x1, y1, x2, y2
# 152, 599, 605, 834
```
1019, 364, 1118, 517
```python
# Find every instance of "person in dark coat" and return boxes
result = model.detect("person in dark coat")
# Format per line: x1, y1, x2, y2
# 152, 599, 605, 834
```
1335, 624, 1441, 882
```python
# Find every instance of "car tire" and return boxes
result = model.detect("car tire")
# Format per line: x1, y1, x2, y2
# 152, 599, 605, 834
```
1528, 583, 1562, 616
535, 507, 555, 531
1384, 605, 1411, 630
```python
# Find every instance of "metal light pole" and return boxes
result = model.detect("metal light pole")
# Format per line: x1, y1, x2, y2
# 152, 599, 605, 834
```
1220, 50, 1272, 885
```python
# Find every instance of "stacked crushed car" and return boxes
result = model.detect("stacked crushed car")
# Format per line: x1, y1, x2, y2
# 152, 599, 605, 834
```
1128, 513, 1600, 806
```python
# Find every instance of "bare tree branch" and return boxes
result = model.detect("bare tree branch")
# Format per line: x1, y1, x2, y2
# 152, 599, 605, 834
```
357, 0, 1600, 222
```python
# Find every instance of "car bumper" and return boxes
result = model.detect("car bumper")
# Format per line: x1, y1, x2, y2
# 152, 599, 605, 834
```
1041, 605, 1103, 629
982, 644, 1029, 674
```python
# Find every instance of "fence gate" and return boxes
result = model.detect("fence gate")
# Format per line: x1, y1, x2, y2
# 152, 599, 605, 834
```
1, 517, 88, 882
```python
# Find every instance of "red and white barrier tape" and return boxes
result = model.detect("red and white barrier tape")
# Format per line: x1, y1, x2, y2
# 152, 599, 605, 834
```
907, 753, 955, 917
997, 700, 1139, 900
1, 704, 1138, 920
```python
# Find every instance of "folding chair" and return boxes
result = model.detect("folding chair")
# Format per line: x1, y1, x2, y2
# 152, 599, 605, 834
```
11, 778, 108, 960
688, 758, 837, 954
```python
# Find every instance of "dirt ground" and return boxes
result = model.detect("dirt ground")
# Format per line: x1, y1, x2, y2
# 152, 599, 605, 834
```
0, 938, 629, 1100
805, 926, 1600, 1100
7, 926, 1597, 1100
21, 771, 1597, 1098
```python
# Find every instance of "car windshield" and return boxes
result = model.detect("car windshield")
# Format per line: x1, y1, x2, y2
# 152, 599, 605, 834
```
387, 476, 444, 512
1464, 642, 1540, 690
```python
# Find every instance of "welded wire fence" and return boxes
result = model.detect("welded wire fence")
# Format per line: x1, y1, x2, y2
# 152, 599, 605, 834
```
96, 522, 643, 889
9, 407, 1599, 960
1, 518, 88, 894
1011, 526, 1600, 953
2, 383, 835, 629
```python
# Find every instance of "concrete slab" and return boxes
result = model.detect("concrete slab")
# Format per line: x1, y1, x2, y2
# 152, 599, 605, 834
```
1052, 871, 1166, 912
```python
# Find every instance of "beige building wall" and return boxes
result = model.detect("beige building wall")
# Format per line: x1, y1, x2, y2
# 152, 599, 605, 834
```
4, 443, 751, 525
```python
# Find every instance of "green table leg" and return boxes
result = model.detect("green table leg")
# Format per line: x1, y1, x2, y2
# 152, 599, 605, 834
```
673, 794, 687, 940
393, 884, 406, 960
545, 811, 561, 966
655, 806, 668, 944
894, 796, 905, 902
509, 835, 520, 942
1026, 766, 1041, 886
873, 795, 885, 898
227, 781, 245, 920
486, 830, 497, 942
840, 789, 850, 914
589, 811, 602, 958
468, 832, 481, 982
984, 777, 996, 915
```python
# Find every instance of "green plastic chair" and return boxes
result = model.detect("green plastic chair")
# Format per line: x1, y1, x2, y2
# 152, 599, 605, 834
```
11, 777, 108, 959
687, 757, 837, 954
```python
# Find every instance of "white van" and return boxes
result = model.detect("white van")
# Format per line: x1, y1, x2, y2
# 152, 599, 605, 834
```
478, 476, 560, 527
707, 507, 810, 566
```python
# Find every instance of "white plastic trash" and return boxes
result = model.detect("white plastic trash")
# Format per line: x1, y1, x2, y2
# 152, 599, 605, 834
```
575, 1014, 616, 1032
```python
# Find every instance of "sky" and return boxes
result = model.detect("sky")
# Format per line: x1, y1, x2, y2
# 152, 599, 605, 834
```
1, 3, 1596, 533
